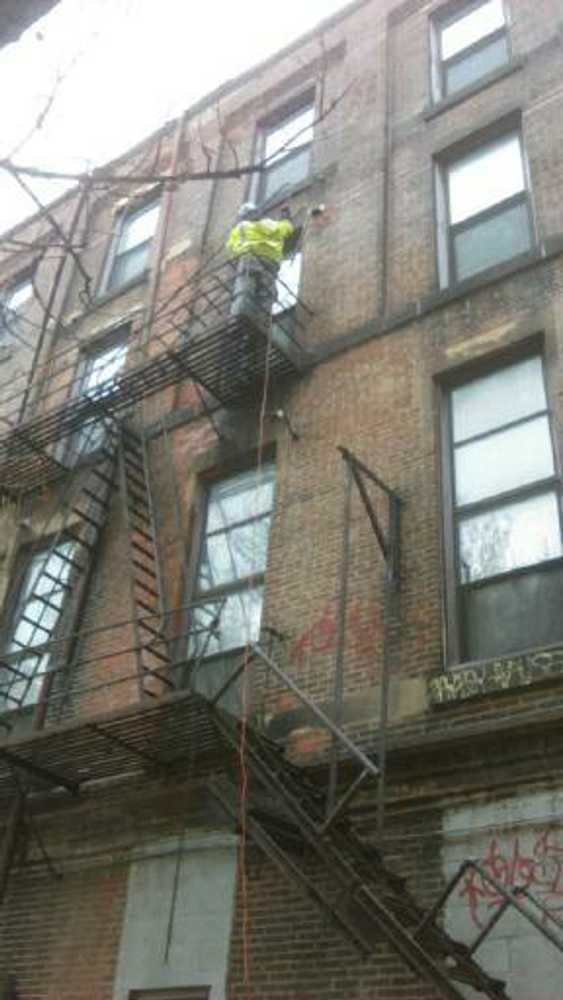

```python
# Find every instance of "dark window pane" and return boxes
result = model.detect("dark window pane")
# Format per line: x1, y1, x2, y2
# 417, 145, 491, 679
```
445, 34, 509, 96
454, 199, 532, 282
262, 147, 310, 202
458, 492, 562, 583
462, 564, 563, 661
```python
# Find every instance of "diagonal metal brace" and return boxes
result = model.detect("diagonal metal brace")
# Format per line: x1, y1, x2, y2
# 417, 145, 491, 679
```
0, 749, 79, 795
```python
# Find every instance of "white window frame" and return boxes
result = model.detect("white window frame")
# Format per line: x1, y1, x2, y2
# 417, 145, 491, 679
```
0, 276, 34, 349
436, 126, 534, 287
101, 198, 160, 295
255, 96, 315, 206
431, 0, 511, 103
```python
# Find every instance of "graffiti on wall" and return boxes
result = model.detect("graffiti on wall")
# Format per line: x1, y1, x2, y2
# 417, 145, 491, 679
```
459, 830, 563, 930
428, 645, 563, 705
288, 598, 379, 667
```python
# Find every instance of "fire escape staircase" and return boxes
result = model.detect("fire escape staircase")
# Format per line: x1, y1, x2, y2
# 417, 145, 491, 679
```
0, 419, 120, 714
207, 643, 563, 1000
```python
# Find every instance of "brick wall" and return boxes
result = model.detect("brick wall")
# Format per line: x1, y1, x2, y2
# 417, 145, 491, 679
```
2, 0, 563, 997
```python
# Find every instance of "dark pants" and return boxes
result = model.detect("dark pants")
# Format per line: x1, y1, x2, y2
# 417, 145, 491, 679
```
222, 256, 280, 389
230, 255, 279, 332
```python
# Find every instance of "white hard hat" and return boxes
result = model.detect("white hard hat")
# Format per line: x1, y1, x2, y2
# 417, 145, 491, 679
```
237, 202, 259, 221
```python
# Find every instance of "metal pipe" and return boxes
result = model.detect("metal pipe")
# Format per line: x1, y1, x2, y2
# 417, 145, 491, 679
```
0, 792, 25, 906
141, 112, 187, 352
377, 495, 401, 838
17, 185, 89, 424
321, 767, 370, 833
338, 446, 401, 501
327, 458, 353, 815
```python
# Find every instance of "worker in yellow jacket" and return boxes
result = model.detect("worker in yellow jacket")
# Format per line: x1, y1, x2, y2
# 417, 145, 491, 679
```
226, 202, 295, 331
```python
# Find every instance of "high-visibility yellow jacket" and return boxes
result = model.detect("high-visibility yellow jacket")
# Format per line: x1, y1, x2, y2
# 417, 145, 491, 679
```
226, 218, 295, 262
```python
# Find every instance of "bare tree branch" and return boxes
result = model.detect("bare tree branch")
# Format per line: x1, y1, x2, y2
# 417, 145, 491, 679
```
1, 164, 93, 305
0, 78, 355, 191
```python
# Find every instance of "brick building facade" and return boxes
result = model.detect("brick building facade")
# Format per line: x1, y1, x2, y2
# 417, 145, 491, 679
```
0, 0, 563, 997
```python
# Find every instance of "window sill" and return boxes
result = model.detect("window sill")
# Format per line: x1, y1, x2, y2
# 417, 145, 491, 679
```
427, 640, 563, 707
423, 56, 525, 121
312, 235, 563, 368
94, 269, 149, 309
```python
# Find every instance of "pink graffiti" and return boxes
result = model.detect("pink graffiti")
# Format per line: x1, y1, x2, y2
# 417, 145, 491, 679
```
460, 831, 563, 929
288, 598, 379, 667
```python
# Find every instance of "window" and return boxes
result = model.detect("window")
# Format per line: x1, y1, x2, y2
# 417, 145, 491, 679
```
129, 991, 210, 1000
274, 251, 302, 315
439, 130, 533, 285
103, 199, 159, 294
188, 465, 276, 698
0, 542, 76, 711
433, 0, 510, 101
272, 250, 302, 349
0, 277, 34, 348
444, 354, 563, 663
257, 101, 314, 204
71, 335, 128, 459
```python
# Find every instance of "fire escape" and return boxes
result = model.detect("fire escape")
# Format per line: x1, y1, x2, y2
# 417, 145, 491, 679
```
0, 259, 561, 999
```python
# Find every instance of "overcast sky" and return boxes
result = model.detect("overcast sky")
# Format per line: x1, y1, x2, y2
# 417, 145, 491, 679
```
0, 0, 352, 234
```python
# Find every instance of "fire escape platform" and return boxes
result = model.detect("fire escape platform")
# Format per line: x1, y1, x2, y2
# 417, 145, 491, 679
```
0, 687, 231, 804
0, 314, 312, 496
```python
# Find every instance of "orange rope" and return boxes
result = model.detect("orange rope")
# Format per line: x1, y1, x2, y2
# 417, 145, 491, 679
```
237, 310, 274, 1000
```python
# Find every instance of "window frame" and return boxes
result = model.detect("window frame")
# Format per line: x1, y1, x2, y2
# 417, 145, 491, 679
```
184, 460, 276, 676
254, 92, 315, 207
0, 272, 35, 349
432, 0, 511, 103
100, 196, 160, 296
66, 325, 130, 463
0, 537, 79, 712
440, 344, 563, 665
129, 990, 211, 1000
436, 124, 535, 287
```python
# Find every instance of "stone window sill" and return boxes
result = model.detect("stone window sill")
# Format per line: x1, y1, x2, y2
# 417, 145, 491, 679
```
427, 641, 563, 707
94, 269, 149, 309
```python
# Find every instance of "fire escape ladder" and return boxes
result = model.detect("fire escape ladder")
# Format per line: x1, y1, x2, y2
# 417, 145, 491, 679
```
118, 422, 174, 699
0, 421, 119, 714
